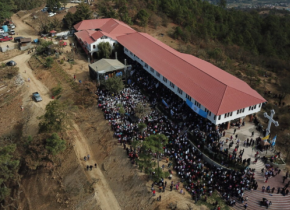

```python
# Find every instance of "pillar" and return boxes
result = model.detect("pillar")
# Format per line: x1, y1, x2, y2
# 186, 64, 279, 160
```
226, 121, 231, 130
249, 114, 253, 122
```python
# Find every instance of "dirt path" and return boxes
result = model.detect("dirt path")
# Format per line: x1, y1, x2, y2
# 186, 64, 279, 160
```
11, 14, 38, 36
3, 53, 52, 136
7, 13, 122, 210
70, 124, 122, 210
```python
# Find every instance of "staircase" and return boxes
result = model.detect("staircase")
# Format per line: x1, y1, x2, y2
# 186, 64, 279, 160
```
233, 159, 290, 210
234, 190, 290, 210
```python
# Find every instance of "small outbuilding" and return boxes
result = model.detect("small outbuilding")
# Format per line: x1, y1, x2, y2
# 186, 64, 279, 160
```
89, 59, 125, 82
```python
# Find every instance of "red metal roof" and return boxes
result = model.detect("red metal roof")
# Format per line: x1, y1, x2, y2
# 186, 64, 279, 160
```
74, 19, 109, 31
117, 32, 266, 115
75, 30, 95, 44
74, 18, 136, 41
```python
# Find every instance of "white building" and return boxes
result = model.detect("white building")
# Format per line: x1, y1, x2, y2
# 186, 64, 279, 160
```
74, 18, 135, 61
74, 19, 266, 127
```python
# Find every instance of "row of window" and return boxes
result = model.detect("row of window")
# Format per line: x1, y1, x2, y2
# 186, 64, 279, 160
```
205, 108, 212, 117
224, 112, 233, 118
124, 48, 263, 122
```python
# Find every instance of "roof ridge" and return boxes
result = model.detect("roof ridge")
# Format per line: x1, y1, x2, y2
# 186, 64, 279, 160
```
216, 86, 264, 115
138, 32, 228, 92
216, 86, 229, 116
227, 86, 264, 102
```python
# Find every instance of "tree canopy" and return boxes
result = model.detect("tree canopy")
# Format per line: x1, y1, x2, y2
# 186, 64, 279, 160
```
97, 42, 112, 59
136, 9, 150, 27
63, 2, 93, 29
103, 76, 124, 94
38, 100, 77, 133
0, 0, 16, 23
46, 133, 66, 155
99, 0, 290, 62
0, 144, 19, 201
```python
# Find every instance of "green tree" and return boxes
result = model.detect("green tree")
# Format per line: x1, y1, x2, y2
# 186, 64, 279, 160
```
46, 0, 61, 12
245, 66, 258, 85
63, 2, 92, 28
0, 144, 19, 202
103, 76, 124, 94
97, 42, 112, 59
218, 0, 227, 8
38, 100, 77, 133
46, 133, 66, 155
143, 134, 168, 180
136, 9, 149, 27
45, 57, 54, 68
0, 0, 16, 23
138, 122, 147, 132
36, 40, 53, 55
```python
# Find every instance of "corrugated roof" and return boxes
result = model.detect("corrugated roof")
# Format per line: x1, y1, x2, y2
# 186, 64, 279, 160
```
89, 59, 125, 73
117, 32, 266, 115
74, 18, 136, 41
75, 30, 95, 44
74, 19, 109, 31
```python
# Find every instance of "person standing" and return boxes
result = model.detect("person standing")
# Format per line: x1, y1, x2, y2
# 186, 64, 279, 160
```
74, 74, 76, 80
234, 129, 236, 134
252, 131, 254, 137
95, 163, 97, 168
244, 203, 248, 209
87, 154, 90, 161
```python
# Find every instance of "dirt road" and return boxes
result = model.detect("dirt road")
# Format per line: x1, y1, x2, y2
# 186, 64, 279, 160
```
7, 12, 122, 210
11, 14, 38, 36
3, 53, 52, 136
70, 124, 122, 210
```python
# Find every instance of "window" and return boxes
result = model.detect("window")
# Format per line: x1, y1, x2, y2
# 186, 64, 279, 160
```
93, 45, 96, 49
170, 82, 175, 88
125, 48, 128, 52
249, 106, 251, 111
242, 108, 245, 113
259, 103, 262, 108
237, 110, 240, 114
130, 52, 133, 56
177, 88, 183, 95
230, 112, 233, 116
214, 115, 216, 120
204, 108, 211, 117
186, 94, 191, 101
195, 101, 201, 108
163, 77, 167, 83
218, 115, 221, 120
145, 64, 148, 68
224, 114, 227, 118
156, 72, 160, 77
150, 67, 154, 73
254, 105, 256, 109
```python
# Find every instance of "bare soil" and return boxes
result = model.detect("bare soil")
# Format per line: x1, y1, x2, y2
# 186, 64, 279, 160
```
3, 5, 289, 210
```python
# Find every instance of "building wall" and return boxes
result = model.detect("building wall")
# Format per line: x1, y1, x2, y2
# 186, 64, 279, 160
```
124, 47, 262, 125
88, 36, 117, 53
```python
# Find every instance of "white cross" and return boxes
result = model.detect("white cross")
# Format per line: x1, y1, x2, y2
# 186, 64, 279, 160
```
264, 109, 279, 137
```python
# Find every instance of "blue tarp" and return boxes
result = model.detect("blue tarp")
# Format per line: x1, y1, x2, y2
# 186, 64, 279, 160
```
186, 99, 208, 118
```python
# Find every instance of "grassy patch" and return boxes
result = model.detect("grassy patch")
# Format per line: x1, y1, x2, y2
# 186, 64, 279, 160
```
196, 191, 230, 210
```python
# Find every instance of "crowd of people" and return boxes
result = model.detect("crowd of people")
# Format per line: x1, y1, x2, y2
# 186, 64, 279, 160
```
96, 65, 267, 207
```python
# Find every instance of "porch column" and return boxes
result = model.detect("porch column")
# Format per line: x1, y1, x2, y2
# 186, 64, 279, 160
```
249, 114, 253, 122
226, 121, 231, 130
